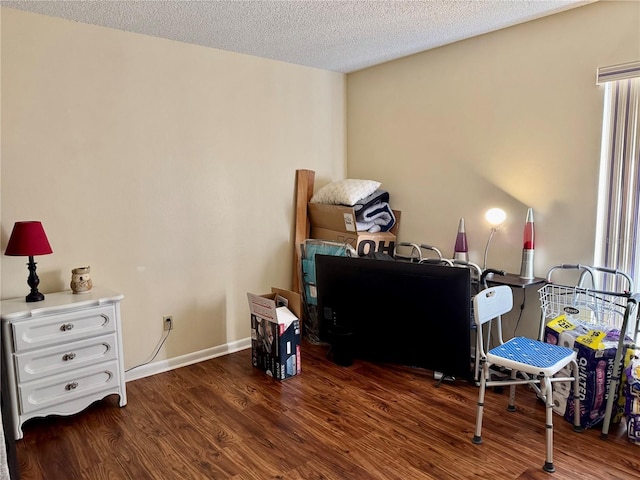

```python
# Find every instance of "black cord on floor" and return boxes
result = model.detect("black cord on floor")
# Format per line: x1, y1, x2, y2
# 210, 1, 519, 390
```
125, 328, 171, 373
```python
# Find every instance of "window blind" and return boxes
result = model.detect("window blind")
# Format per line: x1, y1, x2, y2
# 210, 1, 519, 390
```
596, 61, 640, 85
594, 61, 640, 299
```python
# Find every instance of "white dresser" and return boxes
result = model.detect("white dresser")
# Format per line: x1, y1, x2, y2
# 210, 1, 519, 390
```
0, 287, 127, 440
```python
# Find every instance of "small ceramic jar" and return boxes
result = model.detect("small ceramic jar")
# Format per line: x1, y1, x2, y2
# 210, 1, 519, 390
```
70, 266, 93, 294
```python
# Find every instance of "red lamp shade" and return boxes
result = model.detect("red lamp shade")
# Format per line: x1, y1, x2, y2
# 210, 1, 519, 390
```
5, 221, 53, 257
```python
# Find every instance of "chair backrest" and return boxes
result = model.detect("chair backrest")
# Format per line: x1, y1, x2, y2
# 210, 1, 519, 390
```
473, 285, 513, 327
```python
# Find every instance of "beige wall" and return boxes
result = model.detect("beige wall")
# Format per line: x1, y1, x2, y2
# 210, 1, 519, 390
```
0, 8, 345, 370
346, 0, 639, 338
347, 0, 639, 275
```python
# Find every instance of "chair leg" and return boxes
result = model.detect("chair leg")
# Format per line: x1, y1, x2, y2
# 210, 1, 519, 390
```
541, 376, 556, 473
472, 361, 489, 444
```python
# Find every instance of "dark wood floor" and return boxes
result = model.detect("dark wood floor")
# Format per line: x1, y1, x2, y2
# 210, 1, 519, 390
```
15, 341, 640, 480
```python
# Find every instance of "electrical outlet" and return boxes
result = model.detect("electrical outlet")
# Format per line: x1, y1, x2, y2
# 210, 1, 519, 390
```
163, 315, 173, 331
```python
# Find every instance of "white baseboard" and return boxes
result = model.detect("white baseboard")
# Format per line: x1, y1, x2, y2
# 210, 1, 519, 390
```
124, 337, 251, 382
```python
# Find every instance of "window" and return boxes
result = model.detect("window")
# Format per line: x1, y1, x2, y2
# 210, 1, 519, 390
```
594, 61, 640, 294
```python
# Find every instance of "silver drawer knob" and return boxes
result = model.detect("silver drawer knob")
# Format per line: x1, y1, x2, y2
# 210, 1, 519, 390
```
65, 381, 79, 391
60, 323, 74, 332
62, 352, 76, 361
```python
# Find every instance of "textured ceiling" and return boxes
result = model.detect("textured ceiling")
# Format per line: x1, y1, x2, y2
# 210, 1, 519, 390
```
2, 0, 594, 73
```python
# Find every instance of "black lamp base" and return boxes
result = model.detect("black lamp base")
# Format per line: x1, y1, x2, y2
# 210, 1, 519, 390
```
25, 256, 45, 302
26, 290, 45, 303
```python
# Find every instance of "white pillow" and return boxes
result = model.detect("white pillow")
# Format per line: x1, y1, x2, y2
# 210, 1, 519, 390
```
310, 179, 382, 206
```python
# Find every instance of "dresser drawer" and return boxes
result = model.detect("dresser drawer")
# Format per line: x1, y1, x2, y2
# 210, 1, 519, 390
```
18, 360, 121, 414
15, 333, 118, 383
12, 305, 116, 352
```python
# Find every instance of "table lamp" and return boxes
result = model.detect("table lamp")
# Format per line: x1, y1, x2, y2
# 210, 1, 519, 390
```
4, 221, 53, 302
453, 218, 469, 261
483, 208, 506, 270
519, 208, 535, 279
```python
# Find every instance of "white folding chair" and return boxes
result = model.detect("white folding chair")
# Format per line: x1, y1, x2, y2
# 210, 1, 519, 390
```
471, 285, 583, 473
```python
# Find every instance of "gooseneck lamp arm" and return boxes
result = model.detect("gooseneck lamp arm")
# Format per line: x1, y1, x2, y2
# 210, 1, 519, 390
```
483, 228, 497, 271
482, 208, 506, 271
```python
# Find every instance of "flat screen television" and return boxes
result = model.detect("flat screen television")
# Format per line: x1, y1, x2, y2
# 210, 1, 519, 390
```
315, 254, 472, 380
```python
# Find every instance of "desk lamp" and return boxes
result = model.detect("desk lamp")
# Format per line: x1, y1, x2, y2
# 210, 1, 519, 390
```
483, 208, 506, 270
4, 221, 53, 302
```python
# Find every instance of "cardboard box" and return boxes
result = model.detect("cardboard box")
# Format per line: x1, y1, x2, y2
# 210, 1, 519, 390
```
247, 288, 302, 380
307, 203, 400, 257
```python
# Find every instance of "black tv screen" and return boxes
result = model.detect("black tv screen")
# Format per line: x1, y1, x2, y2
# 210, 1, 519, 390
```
315, 255, 471, 379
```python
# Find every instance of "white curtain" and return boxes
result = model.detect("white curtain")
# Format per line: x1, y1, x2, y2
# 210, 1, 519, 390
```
594, 62, 640, 294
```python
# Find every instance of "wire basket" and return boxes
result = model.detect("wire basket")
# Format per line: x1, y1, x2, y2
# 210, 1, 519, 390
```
539, 283, 631, 330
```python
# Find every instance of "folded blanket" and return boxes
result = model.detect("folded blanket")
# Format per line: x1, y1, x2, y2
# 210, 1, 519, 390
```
356, 202, 396, 232
352, 189, 390, 212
